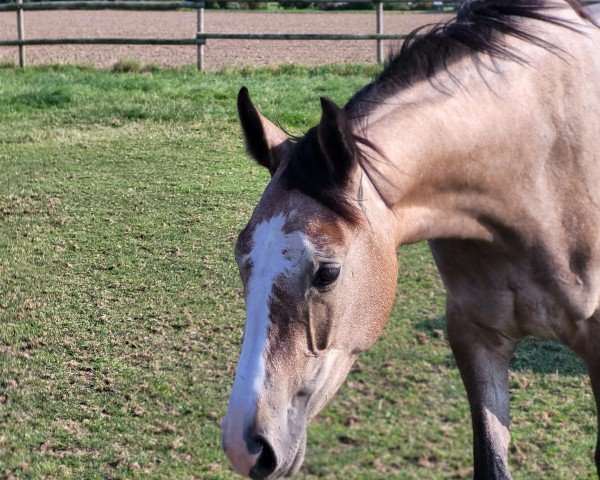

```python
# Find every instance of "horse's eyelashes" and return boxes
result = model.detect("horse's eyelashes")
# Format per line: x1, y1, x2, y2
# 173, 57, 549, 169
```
313, 265, 341, 288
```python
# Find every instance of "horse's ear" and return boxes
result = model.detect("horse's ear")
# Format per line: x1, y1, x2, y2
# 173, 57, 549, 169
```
317, 96, 356, 187
237, 87, 287, 175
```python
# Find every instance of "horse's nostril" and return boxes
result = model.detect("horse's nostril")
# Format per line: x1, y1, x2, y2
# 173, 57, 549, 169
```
296, 389, 309, 398
249, 436, 277, 480
292, 389, 311, 414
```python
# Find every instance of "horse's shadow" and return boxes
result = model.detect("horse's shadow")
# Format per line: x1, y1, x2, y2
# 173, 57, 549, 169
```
415, 316, 587, 377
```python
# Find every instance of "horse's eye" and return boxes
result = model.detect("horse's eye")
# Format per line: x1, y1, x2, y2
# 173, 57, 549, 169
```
313, 265, 341, 287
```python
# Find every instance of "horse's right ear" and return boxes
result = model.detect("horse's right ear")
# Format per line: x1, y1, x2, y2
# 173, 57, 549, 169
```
237, 87, 287, 175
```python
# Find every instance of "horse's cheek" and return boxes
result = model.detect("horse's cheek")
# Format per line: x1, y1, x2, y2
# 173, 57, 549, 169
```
307, 298, 333, 353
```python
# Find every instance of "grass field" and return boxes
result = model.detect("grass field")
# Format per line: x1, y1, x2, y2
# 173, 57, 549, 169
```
0, 64, 597, 479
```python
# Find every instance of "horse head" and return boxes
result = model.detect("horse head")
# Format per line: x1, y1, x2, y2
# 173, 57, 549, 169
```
221, 88, 399, 479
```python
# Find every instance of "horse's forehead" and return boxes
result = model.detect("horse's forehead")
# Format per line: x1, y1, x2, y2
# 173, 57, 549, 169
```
238, 186, 348, 256
271, 210, 346, 248
240, 213, 308, 266
239, 211, 344, 257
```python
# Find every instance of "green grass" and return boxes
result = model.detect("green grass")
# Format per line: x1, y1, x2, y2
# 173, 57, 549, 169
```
0, 64, 596, 479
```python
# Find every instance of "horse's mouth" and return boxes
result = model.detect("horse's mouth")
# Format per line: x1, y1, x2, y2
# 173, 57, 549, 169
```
285, 431, 306, 477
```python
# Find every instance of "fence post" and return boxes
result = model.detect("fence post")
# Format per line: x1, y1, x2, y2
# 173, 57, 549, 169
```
197, 2, 204, 70
376, 1, 383, 63
17, 0, 25, 67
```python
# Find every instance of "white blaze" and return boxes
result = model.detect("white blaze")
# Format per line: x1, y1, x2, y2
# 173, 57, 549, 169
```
222, 213, 309, 477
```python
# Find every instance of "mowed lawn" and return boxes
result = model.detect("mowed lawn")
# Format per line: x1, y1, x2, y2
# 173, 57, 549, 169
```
0, 64, 596, 479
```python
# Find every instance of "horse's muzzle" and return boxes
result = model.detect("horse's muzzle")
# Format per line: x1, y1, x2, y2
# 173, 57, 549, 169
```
221, 407, 308, 479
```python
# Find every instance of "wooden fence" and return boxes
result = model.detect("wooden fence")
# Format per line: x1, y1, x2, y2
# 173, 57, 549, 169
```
1, 0, 596, 70
0, 0, 459, 69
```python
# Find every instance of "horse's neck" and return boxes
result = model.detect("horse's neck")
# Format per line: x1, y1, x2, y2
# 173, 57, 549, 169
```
358, 1, 600, 250
359, 57, 556, 247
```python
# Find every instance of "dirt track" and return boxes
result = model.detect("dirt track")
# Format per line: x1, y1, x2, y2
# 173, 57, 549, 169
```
0, 10, 449, 69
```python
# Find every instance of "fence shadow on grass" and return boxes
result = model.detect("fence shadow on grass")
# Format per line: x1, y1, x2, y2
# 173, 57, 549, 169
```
415, 316, 587, 377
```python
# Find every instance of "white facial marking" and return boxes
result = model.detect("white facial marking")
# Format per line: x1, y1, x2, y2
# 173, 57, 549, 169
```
223, 213, 310, 477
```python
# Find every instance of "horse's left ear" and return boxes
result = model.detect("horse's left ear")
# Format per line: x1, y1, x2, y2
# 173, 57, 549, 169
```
317, 96, 356, 187
237, 87, 288, 175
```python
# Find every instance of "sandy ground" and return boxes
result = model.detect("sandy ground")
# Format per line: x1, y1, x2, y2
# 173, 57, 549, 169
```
0, 10, 449, 69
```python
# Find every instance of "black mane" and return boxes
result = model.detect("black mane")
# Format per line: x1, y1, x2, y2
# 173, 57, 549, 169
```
284, 0, 584, 223
346, 0, 580, 114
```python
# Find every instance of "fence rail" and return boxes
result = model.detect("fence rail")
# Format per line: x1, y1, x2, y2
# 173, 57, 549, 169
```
1, 0, 431, 68
0, 1, 207, 11
195, 33, 408, 40
0, 0, 455, 10
2, 0, 597, 70
0, 38, 205, 45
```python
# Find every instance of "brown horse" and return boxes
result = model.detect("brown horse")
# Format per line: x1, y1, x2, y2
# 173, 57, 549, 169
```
220, 1, 600, 478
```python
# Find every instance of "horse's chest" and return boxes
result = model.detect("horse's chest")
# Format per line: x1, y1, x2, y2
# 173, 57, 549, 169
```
429, 240, 590, 341
508, 280, 570, 339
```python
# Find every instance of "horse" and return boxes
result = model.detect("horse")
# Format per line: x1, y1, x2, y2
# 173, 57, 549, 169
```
220, 1, 600, 478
